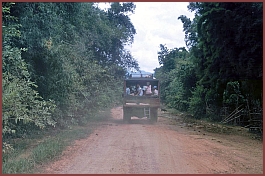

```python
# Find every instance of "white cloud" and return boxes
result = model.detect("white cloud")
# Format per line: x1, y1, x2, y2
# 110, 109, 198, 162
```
97, 2, 195, 73
126, 2, 195, 73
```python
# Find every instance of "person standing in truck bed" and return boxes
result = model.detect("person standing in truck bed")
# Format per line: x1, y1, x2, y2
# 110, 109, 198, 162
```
126, 87, 130, 96
153, 86, 158, 96
145, 83, 152, 95
135, 84, 143, 96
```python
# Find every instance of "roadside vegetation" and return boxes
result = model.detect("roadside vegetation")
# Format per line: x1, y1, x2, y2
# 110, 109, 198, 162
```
2, 109, 112, 173
2, 2, 262, 173
2, 2, 138, 173
155, 2, 262, 134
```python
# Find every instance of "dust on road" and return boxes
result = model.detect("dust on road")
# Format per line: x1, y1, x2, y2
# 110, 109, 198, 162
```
43, 106, 263, 174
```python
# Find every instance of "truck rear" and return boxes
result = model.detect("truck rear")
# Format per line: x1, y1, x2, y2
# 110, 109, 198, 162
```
123, 74, 160, 122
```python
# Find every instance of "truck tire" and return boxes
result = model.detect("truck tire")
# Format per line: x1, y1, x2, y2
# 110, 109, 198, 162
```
150, 108, 158, 122
123, 107, 131, 123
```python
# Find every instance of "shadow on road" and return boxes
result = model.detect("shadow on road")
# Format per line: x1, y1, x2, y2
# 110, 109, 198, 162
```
109, 107, 157, 125
108, 117, 156, 125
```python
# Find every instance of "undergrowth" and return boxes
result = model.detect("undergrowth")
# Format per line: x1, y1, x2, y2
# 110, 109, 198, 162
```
2, 108, 112, 174
160, 108, 262, 141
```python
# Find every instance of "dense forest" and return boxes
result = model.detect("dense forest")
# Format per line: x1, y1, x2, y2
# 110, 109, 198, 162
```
2, 2, 139, 148
155, 2, 262, 126
2, 2, 263, 152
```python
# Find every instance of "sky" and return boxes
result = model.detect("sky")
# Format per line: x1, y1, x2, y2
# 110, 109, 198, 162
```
97, 2, 195, 73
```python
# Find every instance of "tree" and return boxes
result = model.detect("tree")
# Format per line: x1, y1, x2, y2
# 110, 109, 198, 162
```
180, 2, 262, 119
3, 2, 139, 136
155, 46, 196, 110
2, 3, 56, 139
155, 2, 264, 120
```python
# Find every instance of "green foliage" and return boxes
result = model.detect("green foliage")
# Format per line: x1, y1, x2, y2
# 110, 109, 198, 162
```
155, 46, 196, 111
2, 2, 137, 170
157, 2, 262, 122
2, 158, 35, 174
2, 142, 14, 156
223, 81, 245, 106
2, 2, 138, 142
2, 109, 104, 173
32, 138, 64, 164
2, 72, 56, 134
178, 14, 198, 49
188, 84, 206, 119
2, 3, 56, 139
166, 76, 188, 111
193, 3, 261, 114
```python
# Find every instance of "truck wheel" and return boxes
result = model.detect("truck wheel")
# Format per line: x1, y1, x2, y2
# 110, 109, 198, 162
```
151, 108, 158, 122
123, 107, 131, 123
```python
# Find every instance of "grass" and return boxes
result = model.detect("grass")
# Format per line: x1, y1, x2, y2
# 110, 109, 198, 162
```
32, 138, 65, 164
2, 158, 35, 174
2, 108, 112, 174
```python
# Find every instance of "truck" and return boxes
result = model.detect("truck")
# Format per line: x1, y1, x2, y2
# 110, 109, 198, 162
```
123, 73, 160, 122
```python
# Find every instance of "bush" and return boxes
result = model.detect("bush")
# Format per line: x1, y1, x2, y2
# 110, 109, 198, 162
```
188, 84, 206, 119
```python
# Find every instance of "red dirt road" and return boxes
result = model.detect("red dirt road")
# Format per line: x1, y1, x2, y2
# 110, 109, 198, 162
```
43, 106, 263, 174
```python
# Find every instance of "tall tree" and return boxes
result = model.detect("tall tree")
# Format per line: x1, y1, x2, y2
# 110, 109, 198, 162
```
2, 3, 56, 139
155, 46, 196, 110
158, 2, 264, 120
3, 2, 139, 135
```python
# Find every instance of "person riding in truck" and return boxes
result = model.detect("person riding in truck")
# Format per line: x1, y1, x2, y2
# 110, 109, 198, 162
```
135, 84, 143, 96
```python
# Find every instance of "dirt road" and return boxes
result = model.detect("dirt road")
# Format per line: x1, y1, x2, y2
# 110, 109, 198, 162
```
43, 106, 263, 174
